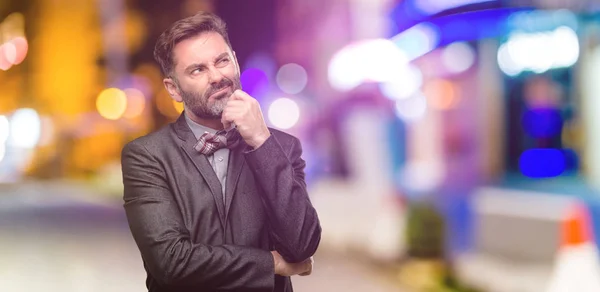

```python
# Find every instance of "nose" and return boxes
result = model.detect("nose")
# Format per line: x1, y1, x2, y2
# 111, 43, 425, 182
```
207, 66, 224, 85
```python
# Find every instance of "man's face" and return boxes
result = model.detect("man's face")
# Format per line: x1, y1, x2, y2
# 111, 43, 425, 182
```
165, 32, 242, 119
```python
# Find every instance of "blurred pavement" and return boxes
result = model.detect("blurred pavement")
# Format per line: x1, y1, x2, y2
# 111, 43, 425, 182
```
0, 181, 404, 292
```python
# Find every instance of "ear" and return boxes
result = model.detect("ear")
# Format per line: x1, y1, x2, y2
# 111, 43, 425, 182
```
163, 77, 183, 103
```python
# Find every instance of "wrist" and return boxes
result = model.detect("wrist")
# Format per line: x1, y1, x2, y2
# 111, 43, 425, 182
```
271, 251, 281, 275
248, 129, 271, 149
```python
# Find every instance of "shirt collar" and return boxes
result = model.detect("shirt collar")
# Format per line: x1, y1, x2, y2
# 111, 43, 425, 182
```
184, 112, 218, 140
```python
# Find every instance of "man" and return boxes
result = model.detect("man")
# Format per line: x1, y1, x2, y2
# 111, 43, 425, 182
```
121, 11, 321, 292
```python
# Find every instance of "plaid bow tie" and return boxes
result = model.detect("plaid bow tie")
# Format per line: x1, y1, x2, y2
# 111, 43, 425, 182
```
194, 128, 241, 155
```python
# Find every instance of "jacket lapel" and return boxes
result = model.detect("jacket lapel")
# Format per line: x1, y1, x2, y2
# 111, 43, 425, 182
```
224, 142, 246, 224
173, 113, 226, 229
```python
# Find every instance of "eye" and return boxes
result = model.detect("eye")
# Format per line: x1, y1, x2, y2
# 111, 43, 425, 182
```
217, 58, 230, 66
191, 67, 204, 74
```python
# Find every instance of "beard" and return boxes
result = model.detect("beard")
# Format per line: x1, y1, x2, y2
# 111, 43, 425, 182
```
179, 75, 242, 119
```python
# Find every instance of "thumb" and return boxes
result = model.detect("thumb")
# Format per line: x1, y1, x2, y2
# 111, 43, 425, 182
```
222, 120, 232, 130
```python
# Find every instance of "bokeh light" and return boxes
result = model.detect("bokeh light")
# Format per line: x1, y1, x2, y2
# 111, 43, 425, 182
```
2, 41, 17, 65
0, 44, 13, 70
8, 108, 41, 149
442, 42, 476, 74
414, 0, 492, 15
123, 88, 146, 119
328, 44, 364, 91
276, 63, 308, 95
244, 52, 277, 80
497, 26, 579, 76
268, 98, 300, 129
0, 144, 5, 163
425, 79, 460, 110
172, 100, 184, 114
10, 36, 28, 65
96, 88, 127, 120
522, 108, 563, 138
552, 26, 580, 67
379, 64, 423, 101
156, 90, 180, 118
0, 115, 9, 144
361, 39, 410, 83
37, 116, 55, 147
497, 43, 521, 76
329, 39, 410, 92
519, 148, 566, 178
240, 68, 269, 98
392, 22, 440, 60
395, 93, 428, 122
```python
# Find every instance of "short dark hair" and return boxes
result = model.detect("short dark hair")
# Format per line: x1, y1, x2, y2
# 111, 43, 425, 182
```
153, 11, 232, 77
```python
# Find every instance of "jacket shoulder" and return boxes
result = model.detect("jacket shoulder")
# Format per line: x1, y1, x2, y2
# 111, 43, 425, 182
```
122, 123, 174, 155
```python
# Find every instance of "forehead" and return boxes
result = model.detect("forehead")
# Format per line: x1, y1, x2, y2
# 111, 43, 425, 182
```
172, 31, 231, 71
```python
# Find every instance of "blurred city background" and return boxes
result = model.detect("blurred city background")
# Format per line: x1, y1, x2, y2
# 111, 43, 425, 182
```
2, 0, 600, 291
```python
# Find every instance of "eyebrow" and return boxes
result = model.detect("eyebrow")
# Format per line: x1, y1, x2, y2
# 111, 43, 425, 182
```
184, 52, 230, 73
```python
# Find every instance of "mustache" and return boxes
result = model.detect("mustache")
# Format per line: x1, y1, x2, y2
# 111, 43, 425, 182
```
205, 78, 234, 97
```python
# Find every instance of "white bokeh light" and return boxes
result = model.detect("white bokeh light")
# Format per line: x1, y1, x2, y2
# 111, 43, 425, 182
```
379, 64, 423, 100
276, 63, 308, 95
0, 115, 9, 143
442, 42, 476, 74
391, 22, 440, 60
395, 93, 427, 122
268, 98, 300, 129
497, 43, 521, 76
359, 39, 410, 83
328, 44, 364, 91
328, 39, 410, 92
498, 26, 579, 76
8, 108, 41, 148
0, 144, 5, 163
553, 26, 580, 67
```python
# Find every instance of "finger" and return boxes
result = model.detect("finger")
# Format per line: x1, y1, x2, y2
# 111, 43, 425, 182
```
302, 260, 312, 274
299, 264, 312, 276
222, 105, 245, 119
222, 120, 232, 130
225, 99, 245, 107
224, 101, 247, 115
231, 90, 245, 101
234, 89, 256, 102
221, 111, 234, 126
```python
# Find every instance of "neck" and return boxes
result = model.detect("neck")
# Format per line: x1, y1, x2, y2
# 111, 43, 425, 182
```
185, 111, 224, 131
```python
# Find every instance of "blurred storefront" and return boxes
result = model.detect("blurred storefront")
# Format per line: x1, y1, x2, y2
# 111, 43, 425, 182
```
4, 0, 600, 291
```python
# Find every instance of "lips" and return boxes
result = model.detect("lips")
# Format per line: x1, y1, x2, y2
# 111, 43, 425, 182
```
210, 86, 231, 99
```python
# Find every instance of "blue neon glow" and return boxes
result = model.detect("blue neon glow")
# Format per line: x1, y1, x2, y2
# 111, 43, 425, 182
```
521, 108, 563, 138
388, 0, 505, 36
414, 0, 496, 15
519, 149, 566, 178
390, 7, 532, 61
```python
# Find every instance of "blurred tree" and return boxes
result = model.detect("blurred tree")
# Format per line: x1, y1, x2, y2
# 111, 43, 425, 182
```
406, 202, 446, 258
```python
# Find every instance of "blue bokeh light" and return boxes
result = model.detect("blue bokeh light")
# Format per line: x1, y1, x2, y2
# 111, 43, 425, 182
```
519, 148, 566, 178
521, 108, 563, 138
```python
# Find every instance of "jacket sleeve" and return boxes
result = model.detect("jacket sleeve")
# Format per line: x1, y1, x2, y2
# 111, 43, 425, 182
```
244, 134, 322, 263
122, 141, 275, 290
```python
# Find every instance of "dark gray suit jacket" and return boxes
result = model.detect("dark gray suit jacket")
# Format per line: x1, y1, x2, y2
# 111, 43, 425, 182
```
121, 113, 321, 292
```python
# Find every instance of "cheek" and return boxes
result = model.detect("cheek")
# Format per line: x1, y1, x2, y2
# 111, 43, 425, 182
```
222, 66, 239, 80
182, 79, 209, 95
